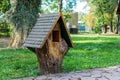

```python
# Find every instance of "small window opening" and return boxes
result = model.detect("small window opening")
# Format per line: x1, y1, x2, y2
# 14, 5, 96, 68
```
52, 31, 59, 42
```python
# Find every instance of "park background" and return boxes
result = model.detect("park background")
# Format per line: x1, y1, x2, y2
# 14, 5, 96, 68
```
1, 0, 120, 79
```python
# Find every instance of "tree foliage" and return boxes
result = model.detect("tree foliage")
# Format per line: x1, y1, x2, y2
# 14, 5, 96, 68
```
0, 0, 10, 13
84, 0, 118, 33
41, 0, 58, 13
0, 0, 10, 23
41, 0, 76, 22
6, 0, 41, 47
41, 0, 76, 13
6, 0, 41, 30
64, 0, 76, 12
0, 0, 10, 36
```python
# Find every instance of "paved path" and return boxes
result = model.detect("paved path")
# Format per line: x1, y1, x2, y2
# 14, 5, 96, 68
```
14, 65, 120, 80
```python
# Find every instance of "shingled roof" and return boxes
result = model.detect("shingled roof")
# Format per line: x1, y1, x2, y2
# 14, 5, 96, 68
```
23, 13, 73, 48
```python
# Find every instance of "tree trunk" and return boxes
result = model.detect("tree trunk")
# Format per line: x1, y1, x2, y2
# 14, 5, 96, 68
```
8, 26, 28, 48
34, 39, 68, 74
9, 30, 24, 48
6, 0, 41, 48
115, 23, 119, 34
115, 15, 120, 34
58, 0, 62, 12
102, 24, 107, 33
109, 19, 113, 32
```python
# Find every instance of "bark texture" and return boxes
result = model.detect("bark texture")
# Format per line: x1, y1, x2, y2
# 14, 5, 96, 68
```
115, 15, 120, 34
109, 19, 113, 32
34, 39, 68, 74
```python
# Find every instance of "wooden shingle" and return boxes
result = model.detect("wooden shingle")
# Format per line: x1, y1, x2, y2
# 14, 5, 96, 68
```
24, 13, 59, 48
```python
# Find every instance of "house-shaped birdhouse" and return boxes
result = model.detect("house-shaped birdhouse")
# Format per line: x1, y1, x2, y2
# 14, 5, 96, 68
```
24, 12, 73, 50
23, 13, 73, 74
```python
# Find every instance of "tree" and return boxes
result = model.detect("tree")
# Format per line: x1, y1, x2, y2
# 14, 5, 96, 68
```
115, 0, 120, 34
90, 0, 107, 33
41, 0, 76, 13
6, 0, 41, 48
58, 0, 62, 12
0, 0, 10, 36
0, 0, 10, 23
84, 12, 96, 29
87, 0, 118, 33
40, 0, 76, 23
104, 0, 118, 32
64, 0, 76, 12
40, 0, 58, 13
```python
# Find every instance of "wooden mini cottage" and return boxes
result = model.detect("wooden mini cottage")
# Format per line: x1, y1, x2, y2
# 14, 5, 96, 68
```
23, 13, 73, 74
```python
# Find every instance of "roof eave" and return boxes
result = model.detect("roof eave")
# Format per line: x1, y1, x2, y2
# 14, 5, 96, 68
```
60, 13, 74, 48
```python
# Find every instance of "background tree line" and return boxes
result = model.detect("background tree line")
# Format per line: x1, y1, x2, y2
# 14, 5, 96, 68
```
81, 0, 119, 33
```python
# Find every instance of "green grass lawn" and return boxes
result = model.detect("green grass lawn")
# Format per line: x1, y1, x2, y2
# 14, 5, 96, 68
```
1, 34, 120, 79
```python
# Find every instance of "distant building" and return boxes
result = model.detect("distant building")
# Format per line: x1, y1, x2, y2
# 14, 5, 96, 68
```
69, 12, 78, 29
68, 12, 78, 34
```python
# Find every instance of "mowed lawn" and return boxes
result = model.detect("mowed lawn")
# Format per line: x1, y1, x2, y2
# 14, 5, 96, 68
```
1, 34, 120, 79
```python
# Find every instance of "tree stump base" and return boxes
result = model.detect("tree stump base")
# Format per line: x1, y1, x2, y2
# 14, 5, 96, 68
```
34, 39, 68, 74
